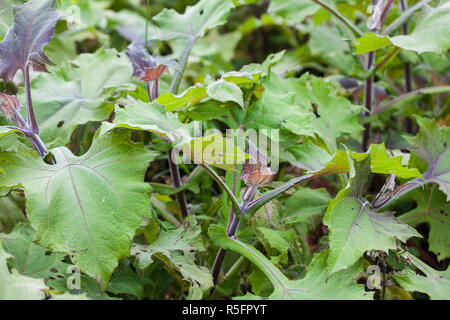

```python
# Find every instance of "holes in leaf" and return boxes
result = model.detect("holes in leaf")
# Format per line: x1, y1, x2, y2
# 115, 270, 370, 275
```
50, 268, 58, 273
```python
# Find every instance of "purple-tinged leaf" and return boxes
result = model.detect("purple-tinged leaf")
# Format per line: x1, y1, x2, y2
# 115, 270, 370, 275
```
126, 41, 177, 82
0, 0, 58, 82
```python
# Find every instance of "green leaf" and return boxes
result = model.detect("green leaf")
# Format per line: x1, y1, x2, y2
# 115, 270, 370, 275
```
354, 33, 392, 54
283, 187, 330, 225
106, 259, 146, 299
368, 144, 422, 179
131, 217, 213, 294
18, 48, 133, 147
0, 238, 47, 300
398, 186, 450, 261
1, 223, 69, 279
390, 2, 450, 54
240, 51, 285, 78
181, 133, 249, 171
245, 86, 315, 138
268, 0, 321, 27
221, 71, 261, 87
105, 101, 193, 144
407, 117, 450, 199
152, 0, 234, 41
325, 198, 421, 276
0, 196, 25, 233
284, 141, 341, 172
207, 80, 244, 108
0, 130, 158, 287
156, 84, 207, 112
209, 225, 372, 300
308, 77, 364, 153
393, 252, 450, 300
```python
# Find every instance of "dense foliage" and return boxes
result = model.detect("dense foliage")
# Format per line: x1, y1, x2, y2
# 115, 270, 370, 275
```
0, 0, 449, 300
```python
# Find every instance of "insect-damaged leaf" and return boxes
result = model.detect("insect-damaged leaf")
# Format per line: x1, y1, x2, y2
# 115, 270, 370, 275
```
0, 238, 48, 300
126, 41, 177, 82
0, 0, 58, 81
393, 252, 450, 300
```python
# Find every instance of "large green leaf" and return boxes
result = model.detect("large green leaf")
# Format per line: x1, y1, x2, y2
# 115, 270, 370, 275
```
209, 225, 372, 300
390, 1, 450, 54
325, 197, 421, 275
393, 252, 450, 300
18, 48, 133, 147
152, 0, 234, 41
0, 130, 158, 286
398, 186, 450, 262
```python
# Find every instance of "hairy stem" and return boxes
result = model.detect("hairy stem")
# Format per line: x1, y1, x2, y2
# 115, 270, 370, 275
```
212, 168, 239, 284
23, 65, 39, 134
153, 78, 160, 100
13, 108, 48, 157
400, 0, 413, 133
168, 153, 189, 218
199, 164, 242, 216
146, 81, 154, 102
246, 174, 314, 216
166, 38, 198, 219
373, 86, 450, 114
362, 51, 375, 151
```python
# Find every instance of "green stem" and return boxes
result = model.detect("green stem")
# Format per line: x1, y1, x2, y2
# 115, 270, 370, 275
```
151, 196, 182, 228
170, 37, 196, 94
145, 0, 150, 49
373, 86, 450, 114
382, 0, 432, 36
311, 0, 363, 37
199, 164, 243, 217
245, 174, 314, 216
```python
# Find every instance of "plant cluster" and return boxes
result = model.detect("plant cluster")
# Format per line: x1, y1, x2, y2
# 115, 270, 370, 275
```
0, 0, 449, 300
